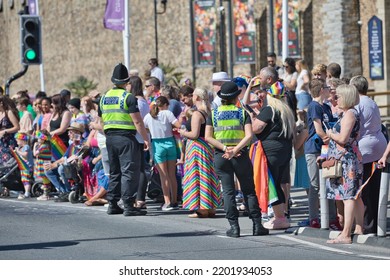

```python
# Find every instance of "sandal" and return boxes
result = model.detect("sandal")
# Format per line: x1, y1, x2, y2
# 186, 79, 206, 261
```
0, 187, 9, 197
188, 210, 209, 218
326, 237, 352, 244
135, 201, 147, 209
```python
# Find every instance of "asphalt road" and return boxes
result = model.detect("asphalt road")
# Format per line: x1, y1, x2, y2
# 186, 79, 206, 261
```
0, 194, 389, 261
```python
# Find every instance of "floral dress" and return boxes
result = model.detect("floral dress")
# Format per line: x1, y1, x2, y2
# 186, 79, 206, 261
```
326, 109, 363, 200
0, 113, 17, 166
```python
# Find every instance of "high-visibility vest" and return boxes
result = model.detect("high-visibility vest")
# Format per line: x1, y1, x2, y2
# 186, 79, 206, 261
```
212, 104, 245, 146
100, 88, 136, 131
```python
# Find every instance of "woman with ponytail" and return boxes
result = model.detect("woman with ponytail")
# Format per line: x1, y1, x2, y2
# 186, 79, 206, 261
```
143, 96, 181, 211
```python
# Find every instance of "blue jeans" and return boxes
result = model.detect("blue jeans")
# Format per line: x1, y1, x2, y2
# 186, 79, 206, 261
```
45, 164, 71, 193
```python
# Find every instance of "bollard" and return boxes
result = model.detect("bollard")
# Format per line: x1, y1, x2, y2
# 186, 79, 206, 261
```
319, 168, 329, 229
377, 164, 390, 237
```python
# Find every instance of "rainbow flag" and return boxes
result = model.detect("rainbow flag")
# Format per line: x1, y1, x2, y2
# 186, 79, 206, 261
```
249, 141, 279, 213
10, 149, 30, 171
51, 134, 67, 160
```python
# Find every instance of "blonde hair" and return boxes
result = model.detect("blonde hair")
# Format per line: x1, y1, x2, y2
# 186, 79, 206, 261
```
266, 95, 296, 142
193, 87, 211, 115
336, 84, 359, 110
311, 64, 327, 76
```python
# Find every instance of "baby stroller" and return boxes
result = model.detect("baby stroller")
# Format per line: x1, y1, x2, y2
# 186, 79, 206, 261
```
0, 158, 24, 196
146, 165, 164, 203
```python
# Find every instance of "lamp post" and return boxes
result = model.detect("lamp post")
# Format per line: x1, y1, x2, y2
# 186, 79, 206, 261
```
154, 0, 167, 60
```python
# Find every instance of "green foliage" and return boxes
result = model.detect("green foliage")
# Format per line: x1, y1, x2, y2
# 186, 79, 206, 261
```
160, 63, 184, 87
65, 76, 98, 97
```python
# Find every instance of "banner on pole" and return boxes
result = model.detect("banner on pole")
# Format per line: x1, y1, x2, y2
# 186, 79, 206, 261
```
276, 0, 300, 57
192, 0, 217, 67
103, 0, 125, 31
368, 16, 384, 80
232, 0, 256, 64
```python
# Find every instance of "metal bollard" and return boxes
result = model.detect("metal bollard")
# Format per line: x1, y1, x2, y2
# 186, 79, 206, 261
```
377, 164, 390, 237
319, 168, 329, 229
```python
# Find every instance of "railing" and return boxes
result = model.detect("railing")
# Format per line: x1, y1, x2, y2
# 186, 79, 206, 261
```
367, 91, 390, 121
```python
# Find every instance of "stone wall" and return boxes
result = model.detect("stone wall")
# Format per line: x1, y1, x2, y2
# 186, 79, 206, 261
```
0, 0, 388, 97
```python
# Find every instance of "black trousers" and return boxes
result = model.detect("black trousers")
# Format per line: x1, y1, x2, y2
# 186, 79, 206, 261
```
214, 149, 261, 221
106, 133, 140, 205
362, 162, 381, 234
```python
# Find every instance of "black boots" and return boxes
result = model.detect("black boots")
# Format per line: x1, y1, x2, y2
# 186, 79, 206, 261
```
253, 218, 269, 236
107, 201, 124, 215
226, 220, 240, 238
123, 204, 147, 216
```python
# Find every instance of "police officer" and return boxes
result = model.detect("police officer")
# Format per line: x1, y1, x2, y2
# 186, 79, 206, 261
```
205, 82, 269, 237
100, 63, 150, 216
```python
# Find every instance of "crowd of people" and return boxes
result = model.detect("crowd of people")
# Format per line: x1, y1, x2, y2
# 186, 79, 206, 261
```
1, 56, 389, 243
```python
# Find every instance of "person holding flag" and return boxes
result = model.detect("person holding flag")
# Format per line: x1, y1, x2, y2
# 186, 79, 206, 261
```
250, 67, 296, 230
12, 132, 34, 199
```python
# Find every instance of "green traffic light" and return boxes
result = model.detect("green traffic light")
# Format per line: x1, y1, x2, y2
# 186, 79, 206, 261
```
25, 49, 36, 60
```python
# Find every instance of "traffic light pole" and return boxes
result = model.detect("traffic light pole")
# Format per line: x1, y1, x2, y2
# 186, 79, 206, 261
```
4, 65, 29, 96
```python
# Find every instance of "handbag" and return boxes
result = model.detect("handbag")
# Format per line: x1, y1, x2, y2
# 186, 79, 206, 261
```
322, 158, 342, 179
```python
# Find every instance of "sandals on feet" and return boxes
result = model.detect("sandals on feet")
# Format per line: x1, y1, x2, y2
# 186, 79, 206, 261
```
326, 237, 352, 244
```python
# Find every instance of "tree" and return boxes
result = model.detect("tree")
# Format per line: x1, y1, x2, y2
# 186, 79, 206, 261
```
65, 76, 98, 97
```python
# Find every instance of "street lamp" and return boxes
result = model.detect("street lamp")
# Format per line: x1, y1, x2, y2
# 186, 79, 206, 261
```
154, 0, 168, 60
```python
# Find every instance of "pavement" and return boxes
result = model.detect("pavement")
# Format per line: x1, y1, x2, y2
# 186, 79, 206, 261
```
287, 188, 390, 249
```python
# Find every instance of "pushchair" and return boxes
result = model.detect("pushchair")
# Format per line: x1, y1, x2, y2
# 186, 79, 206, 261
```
0, 158, 55, 197
0, 158, 24, 196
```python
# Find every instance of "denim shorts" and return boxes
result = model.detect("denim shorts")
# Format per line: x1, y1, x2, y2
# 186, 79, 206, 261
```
152, 137, 177, 164
296, 92, 312, 110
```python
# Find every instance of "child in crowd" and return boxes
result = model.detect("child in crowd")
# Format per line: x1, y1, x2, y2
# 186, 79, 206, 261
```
33, 130, 52, 200
17, 97, 34, 135
14, 132, 34, 199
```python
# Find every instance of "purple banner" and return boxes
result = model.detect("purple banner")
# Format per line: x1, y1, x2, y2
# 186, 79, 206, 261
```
28, 0, 37, 15
103, 0, 125, 31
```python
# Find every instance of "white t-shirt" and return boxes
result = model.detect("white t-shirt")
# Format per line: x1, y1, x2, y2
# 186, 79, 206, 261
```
143, 110, 178, 139
135, 98, 150, 144
151, 66, 165, 84
296, 69, 309, 94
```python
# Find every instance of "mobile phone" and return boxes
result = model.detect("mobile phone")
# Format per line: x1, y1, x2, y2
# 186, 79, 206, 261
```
244, 104, 256, 115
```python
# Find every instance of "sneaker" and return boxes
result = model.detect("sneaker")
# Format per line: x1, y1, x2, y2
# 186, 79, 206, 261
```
309, 218, 321, 229
263, 217, 290, 230
18, 194, 26, 200
37, 194, 49, 201
329, 220, 343, 231
161, 203, 179, 211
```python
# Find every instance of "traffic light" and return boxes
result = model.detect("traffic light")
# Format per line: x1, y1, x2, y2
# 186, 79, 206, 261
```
20, 15, 42, 65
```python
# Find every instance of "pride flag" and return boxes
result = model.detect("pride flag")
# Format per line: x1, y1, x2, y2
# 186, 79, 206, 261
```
10, 149, 30, 171
50, 134, 67, 160
249, 141, 279, 213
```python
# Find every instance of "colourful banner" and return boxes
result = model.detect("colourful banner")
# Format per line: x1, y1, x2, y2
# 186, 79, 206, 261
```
50, 134, 67, 161
103, 0, 125, 31
232, 0, 256, 63
10, 149, 30, 172
192, 0, 217, 67
275, 0, 300, 57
